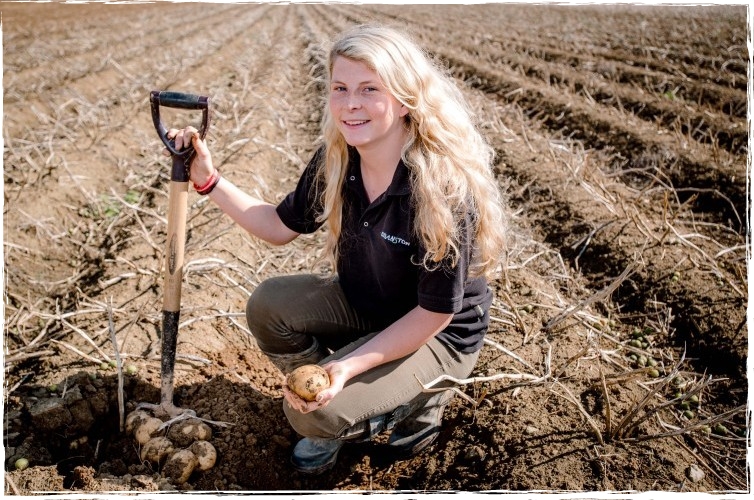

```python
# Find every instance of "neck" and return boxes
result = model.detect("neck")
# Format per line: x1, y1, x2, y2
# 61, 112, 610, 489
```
355, 142, 405, 203
356, 131, 407, 175
358, 147, 402, 175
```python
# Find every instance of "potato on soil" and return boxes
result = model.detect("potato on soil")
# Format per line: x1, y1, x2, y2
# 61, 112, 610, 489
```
140, 436, 175, 464
125, 410, 151, 435
167, 418, 212, 447
190, 440, 217, 471
163, 449, 198, 484
134, 417, 164, 445
287, 364, 330, 402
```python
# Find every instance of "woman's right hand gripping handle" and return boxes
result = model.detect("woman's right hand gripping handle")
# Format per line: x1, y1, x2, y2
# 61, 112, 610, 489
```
164, 126, 214, 187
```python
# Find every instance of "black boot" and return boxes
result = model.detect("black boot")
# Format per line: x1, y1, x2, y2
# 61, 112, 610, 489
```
387, 390, 453, 456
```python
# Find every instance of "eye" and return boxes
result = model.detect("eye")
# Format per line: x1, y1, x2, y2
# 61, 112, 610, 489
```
331, 85, 347, 92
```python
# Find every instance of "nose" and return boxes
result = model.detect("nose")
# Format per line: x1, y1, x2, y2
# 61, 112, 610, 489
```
346, 92, 361, 110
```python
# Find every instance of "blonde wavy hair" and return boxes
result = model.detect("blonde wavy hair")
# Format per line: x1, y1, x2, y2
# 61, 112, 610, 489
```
316, 24, 508, 278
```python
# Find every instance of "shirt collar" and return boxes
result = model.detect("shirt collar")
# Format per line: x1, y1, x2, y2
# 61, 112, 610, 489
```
347, 147, 411, 197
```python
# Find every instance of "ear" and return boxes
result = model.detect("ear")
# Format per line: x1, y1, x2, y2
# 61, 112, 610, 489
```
399, 104, 409, 118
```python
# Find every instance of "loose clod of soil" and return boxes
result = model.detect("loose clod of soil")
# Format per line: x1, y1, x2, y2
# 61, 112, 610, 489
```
3, 2, 748, 494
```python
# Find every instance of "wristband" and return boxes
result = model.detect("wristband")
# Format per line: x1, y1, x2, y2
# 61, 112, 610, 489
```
193, 170, 220, 195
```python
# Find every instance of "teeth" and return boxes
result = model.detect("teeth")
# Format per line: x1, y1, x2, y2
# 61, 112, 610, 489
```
345, 120, 367, 126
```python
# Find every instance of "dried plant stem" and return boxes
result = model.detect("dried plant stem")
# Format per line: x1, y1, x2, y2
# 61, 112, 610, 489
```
418, 345, 551, 405
611, 357, 684, 440
553, 345, 590, 379
544, 261, 638, 333
482, 337, 534, 371
670, 434, 740, 491
599, 362, 613, 440
107, 299, 125, 433
61, 319, 112, 362
498, 289, 533, 342
3, 350, 56, 366
50, 339, 103, 365
634, 405, 746, 443
5, 473, 21, 495
551, 380, 605, 445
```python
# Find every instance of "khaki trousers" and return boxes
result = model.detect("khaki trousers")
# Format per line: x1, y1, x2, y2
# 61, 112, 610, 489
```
246, 274, 480, 440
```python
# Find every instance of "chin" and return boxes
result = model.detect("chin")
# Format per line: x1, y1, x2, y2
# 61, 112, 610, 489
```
341, 136, 368, 148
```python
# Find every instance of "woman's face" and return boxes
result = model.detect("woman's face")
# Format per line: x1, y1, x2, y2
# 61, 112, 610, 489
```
329, 56, 408, 154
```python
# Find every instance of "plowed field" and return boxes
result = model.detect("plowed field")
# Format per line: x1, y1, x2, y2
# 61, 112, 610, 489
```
2, 2, 749, 494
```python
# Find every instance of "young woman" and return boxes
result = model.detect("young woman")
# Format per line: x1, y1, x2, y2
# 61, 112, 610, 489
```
169, 24, 509, 475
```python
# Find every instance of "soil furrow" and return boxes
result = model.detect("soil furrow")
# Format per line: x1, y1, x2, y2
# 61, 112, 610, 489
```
365, 4, 747, 118
474, 42, 747, 120
3, 5, 275, 193
4, 4, 267, 122
454, 46, 746, 156
4, 4, 239, 95
451, 4, 749, 90
1, 3, 171, 64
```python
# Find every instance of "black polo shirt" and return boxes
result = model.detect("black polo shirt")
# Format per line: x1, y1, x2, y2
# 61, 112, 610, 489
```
276, 147, 491, 353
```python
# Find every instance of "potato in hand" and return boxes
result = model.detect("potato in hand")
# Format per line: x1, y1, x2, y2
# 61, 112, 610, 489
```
287, 364, 330, 402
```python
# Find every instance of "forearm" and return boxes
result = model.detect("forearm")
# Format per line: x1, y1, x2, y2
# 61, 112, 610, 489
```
337, 306, 453, 380
208, 177, 298, 246
171, 131, 298, 246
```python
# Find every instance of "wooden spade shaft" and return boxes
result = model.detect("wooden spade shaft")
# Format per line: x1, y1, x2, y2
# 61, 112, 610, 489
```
160, 176, 189, 408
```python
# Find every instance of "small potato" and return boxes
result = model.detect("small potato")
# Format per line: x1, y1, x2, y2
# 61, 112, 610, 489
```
287, 364, 330, 402
167, 418, 212, 447
140, 436, 174, 464
134, 417, 164, 445
190, 440, 217, 471
125, 410, 151, 435
163, 449, 198, 484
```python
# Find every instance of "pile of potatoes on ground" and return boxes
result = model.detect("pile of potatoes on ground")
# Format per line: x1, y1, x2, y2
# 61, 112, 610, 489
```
121, 364, 326, 485
126, 410, 217, 485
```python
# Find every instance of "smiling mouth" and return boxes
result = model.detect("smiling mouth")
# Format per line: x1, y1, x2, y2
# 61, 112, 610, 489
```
344, 120, 368, 126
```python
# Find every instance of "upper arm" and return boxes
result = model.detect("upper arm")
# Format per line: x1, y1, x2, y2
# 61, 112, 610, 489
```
266, 207, 300, 245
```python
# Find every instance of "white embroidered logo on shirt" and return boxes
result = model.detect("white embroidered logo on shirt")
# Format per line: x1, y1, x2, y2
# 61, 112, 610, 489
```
381, 232, 410, 246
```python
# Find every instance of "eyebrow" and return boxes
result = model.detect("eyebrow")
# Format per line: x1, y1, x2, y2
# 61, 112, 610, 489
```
330, 79, 380, 86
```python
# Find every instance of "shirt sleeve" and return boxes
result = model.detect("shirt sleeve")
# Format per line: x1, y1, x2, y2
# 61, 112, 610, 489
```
416, 211, 475, 314
275, 148, 326, 234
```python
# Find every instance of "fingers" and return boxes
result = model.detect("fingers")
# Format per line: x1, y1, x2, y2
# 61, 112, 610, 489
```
282, 386, 328, 414
314, 390, 333, 406
190, 131, 208, 157
163, 128, 213, 182
166, 126, 198, 151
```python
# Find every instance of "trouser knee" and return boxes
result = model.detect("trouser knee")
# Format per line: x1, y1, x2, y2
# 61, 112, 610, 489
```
246, 277, 300, 352
246, 277, 327, 373
245, 279, 273, 346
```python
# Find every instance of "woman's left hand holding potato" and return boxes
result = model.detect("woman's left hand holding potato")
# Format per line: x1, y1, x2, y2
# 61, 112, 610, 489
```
283, 362, 347, 413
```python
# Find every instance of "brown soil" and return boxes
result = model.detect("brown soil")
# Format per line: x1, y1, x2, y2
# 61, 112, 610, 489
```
2, 2, 749, 494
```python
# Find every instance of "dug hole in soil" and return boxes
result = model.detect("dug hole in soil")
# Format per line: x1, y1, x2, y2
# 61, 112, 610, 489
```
3, 2, 749, 494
